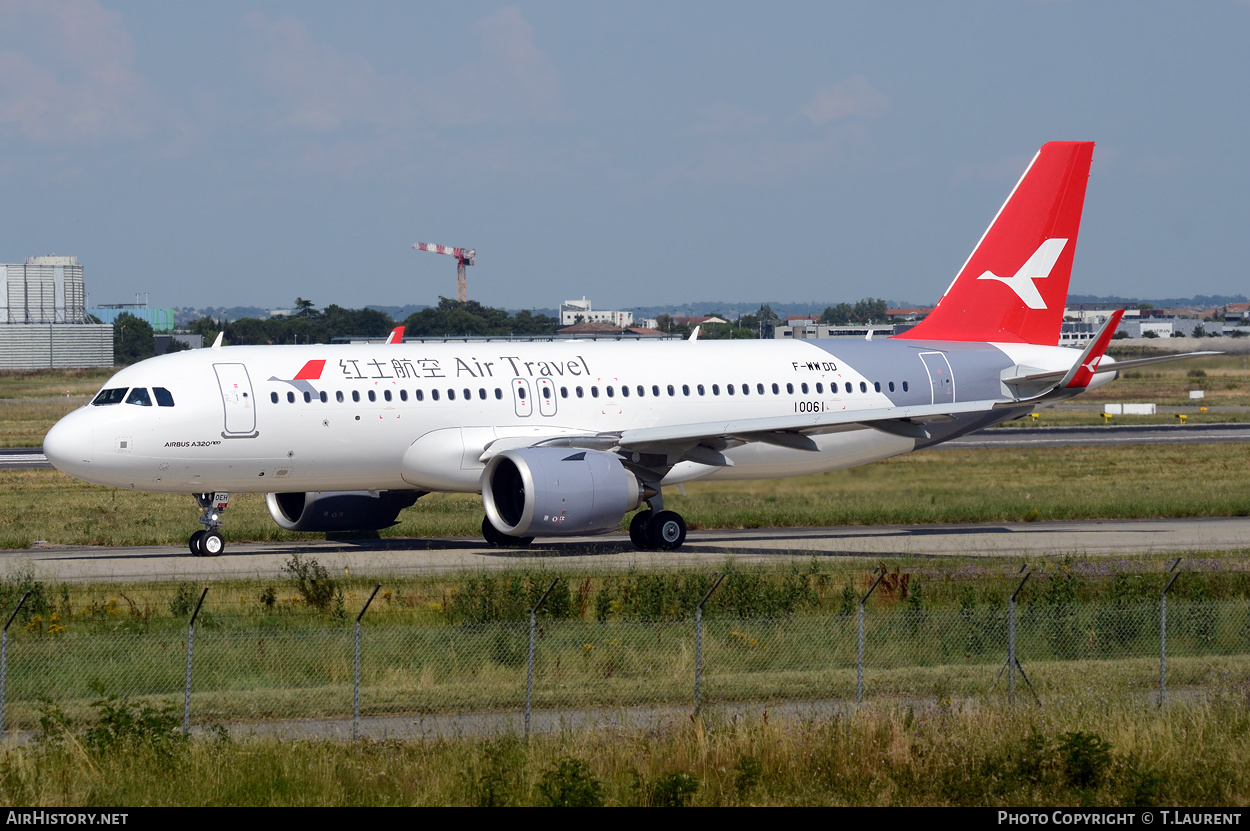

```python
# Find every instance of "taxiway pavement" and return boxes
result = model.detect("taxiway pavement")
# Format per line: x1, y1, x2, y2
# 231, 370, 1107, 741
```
4, 516, 1248, 583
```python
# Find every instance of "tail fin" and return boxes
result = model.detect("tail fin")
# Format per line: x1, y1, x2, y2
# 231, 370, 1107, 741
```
894, 141, 1094, 345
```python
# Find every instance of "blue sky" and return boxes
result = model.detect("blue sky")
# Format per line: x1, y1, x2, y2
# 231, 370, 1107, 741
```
1, 1, 1247, 312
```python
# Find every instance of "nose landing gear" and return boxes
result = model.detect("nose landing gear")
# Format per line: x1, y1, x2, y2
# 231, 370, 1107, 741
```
190, 492, 229, 557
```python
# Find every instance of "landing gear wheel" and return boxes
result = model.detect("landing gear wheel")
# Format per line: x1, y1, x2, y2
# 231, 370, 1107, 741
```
647, 511, 686, 551
629, 511, 654, 550
201, 530, 225, 557
481, 516, 533, 549
188, 530, 206, 557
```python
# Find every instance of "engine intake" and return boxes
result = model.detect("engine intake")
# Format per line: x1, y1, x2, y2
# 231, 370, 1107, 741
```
482, 448, 642, 537
265, 490, 421, 533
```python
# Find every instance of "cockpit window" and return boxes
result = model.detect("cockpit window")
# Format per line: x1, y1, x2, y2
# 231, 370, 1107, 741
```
92, 388, 128, 406
125, 388, 153, 407
153, 387, 175, 407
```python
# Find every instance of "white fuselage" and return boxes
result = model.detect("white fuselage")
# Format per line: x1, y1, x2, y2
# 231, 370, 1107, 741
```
43, 337, 1102, 495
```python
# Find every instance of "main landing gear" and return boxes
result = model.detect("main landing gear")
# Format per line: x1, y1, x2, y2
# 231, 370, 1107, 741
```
628, 494, 687, 552
189, 492, 229, 557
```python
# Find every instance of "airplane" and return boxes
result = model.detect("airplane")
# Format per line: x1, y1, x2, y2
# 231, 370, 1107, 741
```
42, 141, 1217, 557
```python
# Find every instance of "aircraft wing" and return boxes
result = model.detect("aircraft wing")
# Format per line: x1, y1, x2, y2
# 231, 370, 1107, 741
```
478, 399, 1003, 468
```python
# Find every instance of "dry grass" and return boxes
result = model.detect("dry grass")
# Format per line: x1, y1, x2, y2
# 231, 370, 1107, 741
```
4, 692, 1250, 805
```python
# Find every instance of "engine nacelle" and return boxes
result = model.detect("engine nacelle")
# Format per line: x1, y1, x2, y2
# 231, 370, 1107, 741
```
482, 448, 643, 537
265, 490, 422, 533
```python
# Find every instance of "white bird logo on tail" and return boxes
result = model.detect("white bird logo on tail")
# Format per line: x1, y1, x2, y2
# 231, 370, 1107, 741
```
976, 238, 1067, 310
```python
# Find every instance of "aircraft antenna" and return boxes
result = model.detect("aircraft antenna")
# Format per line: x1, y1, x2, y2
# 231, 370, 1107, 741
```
412, 242, 475, 303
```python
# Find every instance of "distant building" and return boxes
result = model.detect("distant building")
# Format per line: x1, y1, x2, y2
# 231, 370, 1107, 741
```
559, 297, 633, 328
89, 304, 177, 332
0, 255, 111, 369
0, 255, 86, 323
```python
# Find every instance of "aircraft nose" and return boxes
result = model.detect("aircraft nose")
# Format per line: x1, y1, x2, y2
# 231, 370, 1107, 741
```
43, 411, 94, 475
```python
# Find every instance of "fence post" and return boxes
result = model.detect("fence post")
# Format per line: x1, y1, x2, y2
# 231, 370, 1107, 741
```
693, 574, 726, 717
353, 584, 382, 742
0, 592, 32, 734
1160, 558, 1182, 707
858, 568, 886, 704
525, 579, 560, 738
182, 588, 208, 736
1008, 567, 1031, 702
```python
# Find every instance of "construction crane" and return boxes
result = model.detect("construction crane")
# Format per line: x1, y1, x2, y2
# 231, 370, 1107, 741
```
412, 242, 475, 303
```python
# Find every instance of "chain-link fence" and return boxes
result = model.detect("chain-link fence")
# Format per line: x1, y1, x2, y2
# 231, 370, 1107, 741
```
2, 571, 1249, 735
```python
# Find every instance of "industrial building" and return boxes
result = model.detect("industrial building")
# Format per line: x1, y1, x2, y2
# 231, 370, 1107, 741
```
0, 255, 113, 369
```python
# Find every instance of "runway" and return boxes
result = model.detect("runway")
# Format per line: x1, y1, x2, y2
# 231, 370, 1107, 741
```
6, 516, 1249, 583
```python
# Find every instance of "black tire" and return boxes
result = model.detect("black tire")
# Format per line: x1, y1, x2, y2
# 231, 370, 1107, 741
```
482, 516, 533, 549
201, 530, 225, 557
629, 511, 654, 550
188, 530, 206, 557
647, 511, 687, 551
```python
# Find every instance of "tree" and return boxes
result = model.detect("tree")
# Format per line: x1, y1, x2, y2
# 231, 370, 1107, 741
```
113, 313, 156, 365
293, 297, 319, 319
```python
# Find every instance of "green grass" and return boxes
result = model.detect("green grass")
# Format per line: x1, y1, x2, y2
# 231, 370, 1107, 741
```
5, 441, 1250, 549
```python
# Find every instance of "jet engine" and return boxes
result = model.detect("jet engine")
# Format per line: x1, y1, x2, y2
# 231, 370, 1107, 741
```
265, 490, 422, 533
482, 448, 643, 537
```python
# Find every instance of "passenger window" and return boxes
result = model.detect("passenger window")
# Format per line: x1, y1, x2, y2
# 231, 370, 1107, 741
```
757, 383, 765, 395
288, 392, 296, 403
741, 383, 750, 396
815, 383, 823, 394
591, 386, 599, 398
845, 382, 852, 394
449, 389, 457, 401
432, 389, 440, 401
712, 384, 720, 395
270, 392, 279, 404
786, 383, 794, 394
367, 391, 376, 402
682, 384, 690, 396
92, 388, 128, 406
667, 385, 675, 396
726, 384, 734, 396
463, 388, 471, 400
495, 388, 503, 399
415, 389, 424, 401
479, 389, 486, 400
889, 382, 895, 392
400, 390, 408, 402
337, 391, 345, 403
383, 390, 391, 402
576, 386, 584, 398
560, 387, 568, 398
860, 381, 867, 393
902, 381, 909, 392
542, 386, 552, 399
319, 391, 328, 403
801, 383, 809, 394
874, 382, 881, 393
352, 391, 360, 403
153, 387, 175, 407
653, 385, 660, 397
125, 388, 152, 406
607, 386, 615, 398
303, 391, 312, 403
698, 385, 705, 396
771, 383, 779, 394
620, 386, 628, 397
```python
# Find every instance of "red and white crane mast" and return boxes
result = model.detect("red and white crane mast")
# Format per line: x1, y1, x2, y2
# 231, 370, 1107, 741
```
412, 242, 475, 303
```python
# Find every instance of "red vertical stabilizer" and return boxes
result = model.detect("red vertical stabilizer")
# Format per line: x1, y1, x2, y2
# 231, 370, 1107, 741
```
895, 141, 1094, 345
